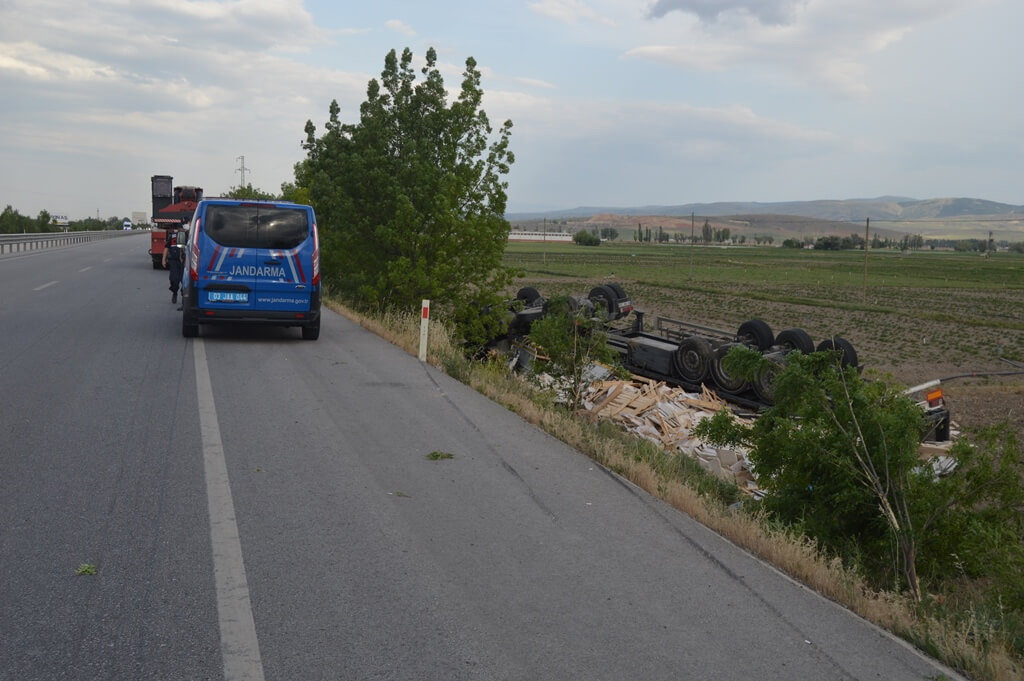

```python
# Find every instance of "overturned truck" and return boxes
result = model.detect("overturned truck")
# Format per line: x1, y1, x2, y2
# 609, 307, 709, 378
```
493, 283, 951, 442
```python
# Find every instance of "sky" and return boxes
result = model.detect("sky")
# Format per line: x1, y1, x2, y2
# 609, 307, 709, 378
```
2, 0, 1022, 221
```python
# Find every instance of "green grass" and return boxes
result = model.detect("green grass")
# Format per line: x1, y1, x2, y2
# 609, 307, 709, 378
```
75, 563, 96, 576
505, 241, 1024, 291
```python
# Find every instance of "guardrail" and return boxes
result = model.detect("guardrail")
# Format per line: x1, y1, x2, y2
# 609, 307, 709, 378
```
0, 230, 137, 255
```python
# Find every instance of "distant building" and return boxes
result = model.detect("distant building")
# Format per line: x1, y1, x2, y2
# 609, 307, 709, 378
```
508, 230, 573, 243
131, 211, 147, 226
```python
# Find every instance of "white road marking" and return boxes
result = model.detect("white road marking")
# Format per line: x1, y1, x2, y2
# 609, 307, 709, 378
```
193, 339, 266, 681
79, 266, 93, 272
33, 280, 58, 291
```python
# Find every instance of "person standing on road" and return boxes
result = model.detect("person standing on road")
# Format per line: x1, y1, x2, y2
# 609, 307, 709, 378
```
162, 229, 185, 304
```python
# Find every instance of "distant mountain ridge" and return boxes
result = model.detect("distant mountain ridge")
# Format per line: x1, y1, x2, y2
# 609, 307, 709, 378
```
508, 197, 1024, 222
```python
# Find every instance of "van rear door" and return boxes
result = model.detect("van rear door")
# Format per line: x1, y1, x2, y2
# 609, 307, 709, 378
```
198, 203, 259, 311
251, 204, 314, 313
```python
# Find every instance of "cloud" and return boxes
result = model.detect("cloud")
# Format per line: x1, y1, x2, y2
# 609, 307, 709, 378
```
528, 0, 616, 26
514, 76, 557, 89
629, 0, 976, 97
648, 0, 802, 24
385, 19, 416, 36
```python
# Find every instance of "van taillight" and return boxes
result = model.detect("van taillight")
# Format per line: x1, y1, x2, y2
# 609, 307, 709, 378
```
189, 218, 201, 282
311, 223, 320, 286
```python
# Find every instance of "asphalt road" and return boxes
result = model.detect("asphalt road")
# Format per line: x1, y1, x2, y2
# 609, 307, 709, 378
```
0, 235, 965, 680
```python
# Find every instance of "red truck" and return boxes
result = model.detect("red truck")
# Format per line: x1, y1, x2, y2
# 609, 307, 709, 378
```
149, 175, 203, 269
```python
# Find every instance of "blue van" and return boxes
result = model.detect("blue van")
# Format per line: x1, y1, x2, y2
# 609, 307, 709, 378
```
180, 199, 321, 340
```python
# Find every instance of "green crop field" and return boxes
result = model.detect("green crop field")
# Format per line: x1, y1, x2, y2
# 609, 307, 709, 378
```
502, 240, 1024, 433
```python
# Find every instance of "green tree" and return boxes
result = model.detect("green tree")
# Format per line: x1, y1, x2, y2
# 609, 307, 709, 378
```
299, 47, 515, 349
224, 183, 276, 200
701, 219, 712, 244
694, 347, 1024, 603
527, 296, 617, 410
573, 230, 600, 246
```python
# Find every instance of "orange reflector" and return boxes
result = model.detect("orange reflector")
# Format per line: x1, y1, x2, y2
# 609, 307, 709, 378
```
926, 389, 943, 406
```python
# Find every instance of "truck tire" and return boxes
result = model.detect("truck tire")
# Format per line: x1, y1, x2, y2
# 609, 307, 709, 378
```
816, 337, 858, 368
709, 343, 750, 394
605, 283, 627, 299
751, 352, 785, 405
588, 285, 619, 317
672, 336, 712, 383
515, 286, 542, 306
775, 328, 814, 355
737, 319, 774, 351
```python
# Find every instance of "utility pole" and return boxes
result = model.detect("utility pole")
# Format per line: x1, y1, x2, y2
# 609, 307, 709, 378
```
689, 212, 695, 280
236, 156, 248, 187
862, 217, 870, 303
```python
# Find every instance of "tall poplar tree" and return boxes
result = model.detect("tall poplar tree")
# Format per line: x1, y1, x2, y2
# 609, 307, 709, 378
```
298, 47, 515, 347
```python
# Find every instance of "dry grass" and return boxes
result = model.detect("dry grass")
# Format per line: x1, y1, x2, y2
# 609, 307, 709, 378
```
326, 298, 1021, 681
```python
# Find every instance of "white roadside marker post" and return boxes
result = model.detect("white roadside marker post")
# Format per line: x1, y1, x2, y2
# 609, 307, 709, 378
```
419, 300, 430, 362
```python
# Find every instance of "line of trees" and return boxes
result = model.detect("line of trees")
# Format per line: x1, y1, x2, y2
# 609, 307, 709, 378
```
0, 205, 134, 233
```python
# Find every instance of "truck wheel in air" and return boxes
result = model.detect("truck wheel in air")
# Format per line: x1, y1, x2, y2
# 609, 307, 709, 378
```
816, 337, 858, 368
709, 343, 750, 394
672, 336, 713, 383
588, 285, 619, 317
736, 319, 774, 351
605, 283, 627, 299
775, 328, 814, 355
751, 352, 786, 405
515, 286, 543, 306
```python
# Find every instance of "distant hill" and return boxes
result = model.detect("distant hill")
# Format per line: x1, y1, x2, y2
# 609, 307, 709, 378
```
507, 197, 1024, 222
507, 197, 1024, 242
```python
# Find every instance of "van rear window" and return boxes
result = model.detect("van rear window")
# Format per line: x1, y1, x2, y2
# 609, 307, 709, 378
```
204, 204, 309, 250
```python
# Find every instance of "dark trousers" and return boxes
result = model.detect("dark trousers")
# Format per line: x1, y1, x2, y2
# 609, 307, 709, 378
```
168, 259, 183, 294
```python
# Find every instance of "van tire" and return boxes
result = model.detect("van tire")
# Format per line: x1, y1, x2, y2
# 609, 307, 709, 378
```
302, 321, 320, 341
182, 319, 198, 338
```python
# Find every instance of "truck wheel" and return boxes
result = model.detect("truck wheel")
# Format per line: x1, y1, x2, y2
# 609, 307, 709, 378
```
737, 319, 774, 351
775, 328, 814, 355
605, 283, 627, 299
672, 336, 712, 383
515, 286, 542, 306
816, 337, 858, 368
301, 320, 320, 341
751, 352, 785, 405
588, 285, 618, 317
709, 343, 750, 394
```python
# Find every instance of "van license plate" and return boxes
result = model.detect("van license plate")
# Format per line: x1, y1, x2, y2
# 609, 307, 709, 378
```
208, 291, 248, 303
